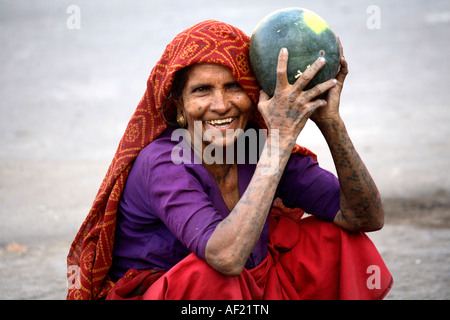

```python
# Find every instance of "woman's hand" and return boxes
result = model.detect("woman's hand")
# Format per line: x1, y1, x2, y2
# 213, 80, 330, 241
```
257, 47, 337, 147
310, 38, 348, 124
304, 39, 384, 232
205, 49, 340, 276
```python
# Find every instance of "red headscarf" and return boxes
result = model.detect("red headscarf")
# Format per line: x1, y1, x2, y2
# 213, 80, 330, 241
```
66, 20, 316, 300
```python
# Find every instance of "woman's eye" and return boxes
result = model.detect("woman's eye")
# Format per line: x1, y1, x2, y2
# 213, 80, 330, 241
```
227, 82, 242, 90
193, 86, 209, 93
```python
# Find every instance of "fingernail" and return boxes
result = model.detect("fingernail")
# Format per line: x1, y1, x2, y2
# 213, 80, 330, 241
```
318, 57, 326, 62
333, 79, 337, 84
281, 48, 288, 54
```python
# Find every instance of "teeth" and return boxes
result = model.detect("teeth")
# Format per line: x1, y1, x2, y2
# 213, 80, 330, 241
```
206, 117, 235, 126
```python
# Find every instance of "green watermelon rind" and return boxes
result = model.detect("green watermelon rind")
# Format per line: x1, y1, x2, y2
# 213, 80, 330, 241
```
250, 7, 341, 97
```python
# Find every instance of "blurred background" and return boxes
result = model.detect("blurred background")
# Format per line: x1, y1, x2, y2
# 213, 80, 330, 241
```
0, 0, 448, 299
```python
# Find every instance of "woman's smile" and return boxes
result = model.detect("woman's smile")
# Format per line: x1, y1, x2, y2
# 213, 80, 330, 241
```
204, 117, 237, 130
176, 63, 254, 150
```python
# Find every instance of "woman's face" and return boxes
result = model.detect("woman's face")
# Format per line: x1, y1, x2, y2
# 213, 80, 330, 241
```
177, 63, 254, 151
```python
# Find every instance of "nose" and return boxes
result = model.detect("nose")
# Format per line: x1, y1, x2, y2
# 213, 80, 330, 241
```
209, 90, 230, 114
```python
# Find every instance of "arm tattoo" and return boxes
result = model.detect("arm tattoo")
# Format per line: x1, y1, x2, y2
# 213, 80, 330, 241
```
318, 118, 383, 231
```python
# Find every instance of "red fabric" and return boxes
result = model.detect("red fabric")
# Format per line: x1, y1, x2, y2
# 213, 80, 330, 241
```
105, 269, 166, 300
106, 214, 393, 300
66, 19, 317, 300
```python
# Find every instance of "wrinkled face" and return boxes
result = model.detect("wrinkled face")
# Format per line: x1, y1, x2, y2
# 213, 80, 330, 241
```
177, 63, 254, 152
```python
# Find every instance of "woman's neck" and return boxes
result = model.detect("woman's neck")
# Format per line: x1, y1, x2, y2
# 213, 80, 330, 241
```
205, 162, 235, 186
206, 161, 240, 211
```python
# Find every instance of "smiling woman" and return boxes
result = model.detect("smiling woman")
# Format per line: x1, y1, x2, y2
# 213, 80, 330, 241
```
67, 19, 392, 300
176, 63, 254, 152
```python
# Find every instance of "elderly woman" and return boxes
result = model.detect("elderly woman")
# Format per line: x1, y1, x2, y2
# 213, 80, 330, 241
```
67, 20, 392, 300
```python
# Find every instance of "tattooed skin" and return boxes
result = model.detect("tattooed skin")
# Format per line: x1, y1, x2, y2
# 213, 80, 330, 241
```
205, 50, 338, 276
205, 134, 293, 275
204, 47, 383, 276
316, 117, 384, 232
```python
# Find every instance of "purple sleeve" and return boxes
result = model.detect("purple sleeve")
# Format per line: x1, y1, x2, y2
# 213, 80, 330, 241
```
145, 156, 223, 261
277, 153, 340, 221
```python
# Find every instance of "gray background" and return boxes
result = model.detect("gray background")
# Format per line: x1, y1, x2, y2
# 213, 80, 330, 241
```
0, 0, 449, 299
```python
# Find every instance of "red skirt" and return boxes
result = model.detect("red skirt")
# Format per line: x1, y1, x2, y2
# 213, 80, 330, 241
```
106, 215, 393, 300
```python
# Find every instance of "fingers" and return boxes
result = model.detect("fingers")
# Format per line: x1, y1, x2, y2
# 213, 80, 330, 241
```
338, 56, 349, 77
331, 56, 348, 89
292, 57, 326, 92
336, 36, 348, 80
307, 98, 327, 115
274, 48, 330, 94
270, 48, 337, 120
298, 99, 327, 127
337, 36, 344, 58
275, 48, 289, 91
303, 78, 337, 101
258, 90, 270, 103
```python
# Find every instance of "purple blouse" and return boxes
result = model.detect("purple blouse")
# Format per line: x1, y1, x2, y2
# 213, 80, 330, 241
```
109, 126, 340, 280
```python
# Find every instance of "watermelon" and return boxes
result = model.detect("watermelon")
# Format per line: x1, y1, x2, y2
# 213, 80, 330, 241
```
250, 7, 341, 96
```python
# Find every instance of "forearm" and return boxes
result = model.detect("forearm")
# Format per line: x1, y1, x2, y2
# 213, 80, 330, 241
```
205, 134, 292, 276
205, 48, 339, 275
316, 116, 384, 232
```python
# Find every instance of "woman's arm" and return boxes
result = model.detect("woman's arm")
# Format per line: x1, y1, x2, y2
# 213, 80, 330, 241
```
205, 49, 337, 276
205, 133, 292, 276
317, 116, 384, 232
311, 43, 384, 232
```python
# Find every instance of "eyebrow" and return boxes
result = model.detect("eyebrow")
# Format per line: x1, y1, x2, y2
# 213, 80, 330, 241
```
225, 81, 241, 87
185, 81, 240, 93
186, 83, 211, 92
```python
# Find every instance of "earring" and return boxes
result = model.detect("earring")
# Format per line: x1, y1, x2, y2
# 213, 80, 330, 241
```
177, 111, 186, 128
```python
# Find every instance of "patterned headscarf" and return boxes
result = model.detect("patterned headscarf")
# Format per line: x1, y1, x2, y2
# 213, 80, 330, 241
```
66, 20, 316, 300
